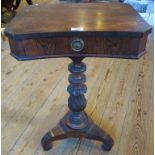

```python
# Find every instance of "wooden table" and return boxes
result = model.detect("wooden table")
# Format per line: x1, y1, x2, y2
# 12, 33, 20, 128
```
5, 3, 152, 152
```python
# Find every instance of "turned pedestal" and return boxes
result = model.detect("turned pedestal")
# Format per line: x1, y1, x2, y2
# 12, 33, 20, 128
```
41, 57, 114, 151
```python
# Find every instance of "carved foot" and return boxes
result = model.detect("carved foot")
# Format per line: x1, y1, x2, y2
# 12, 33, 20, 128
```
41, 132, 53, 151
83, 119, 114, 151
102, 138, 114, 151
41, 123, 68, 151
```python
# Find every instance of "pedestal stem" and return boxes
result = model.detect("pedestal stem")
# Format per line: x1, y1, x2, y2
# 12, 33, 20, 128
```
65, 57, 88, 129
41, 57, 114, 151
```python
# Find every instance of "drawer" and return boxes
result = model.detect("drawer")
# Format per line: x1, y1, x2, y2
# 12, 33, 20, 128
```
8, 35, 147, 60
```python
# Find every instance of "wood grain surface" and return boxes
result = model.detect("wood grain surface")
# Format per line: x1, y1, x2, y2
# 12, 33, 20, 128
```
5, 3, 151, 39
8, 35, 148, 60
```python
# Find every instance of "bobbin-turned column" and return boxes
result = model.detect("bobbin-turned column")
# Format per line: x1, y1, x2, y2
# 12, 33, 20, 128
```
65, 57, 88, 129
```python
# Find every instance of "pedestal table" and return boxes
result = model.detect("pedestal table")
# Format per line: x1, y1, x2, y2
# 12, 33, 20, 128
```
5, 3, 152, 152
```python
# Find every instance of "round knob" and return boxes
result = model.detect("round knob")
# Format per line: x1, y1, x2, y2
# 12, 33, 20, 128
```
70, 38, 84, 52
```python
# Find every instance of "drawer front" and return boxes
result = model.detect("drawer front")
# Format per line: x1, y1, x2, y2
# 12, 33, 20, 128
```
9, 36, 144, 60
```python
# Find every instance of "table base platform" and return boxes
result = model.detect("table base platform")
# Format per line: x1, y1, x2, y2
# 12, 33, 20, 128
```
41, 111, 114, 151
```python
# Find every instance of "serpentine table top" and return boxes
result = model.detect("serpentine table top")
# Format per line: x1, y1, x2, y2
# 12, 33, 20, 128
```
5, 3, 152, 60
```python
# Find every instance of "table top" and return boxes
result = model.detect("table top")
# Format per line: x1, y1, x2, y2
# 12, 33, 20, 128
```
5, 3, 151, 40
5, 3, 152, 60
